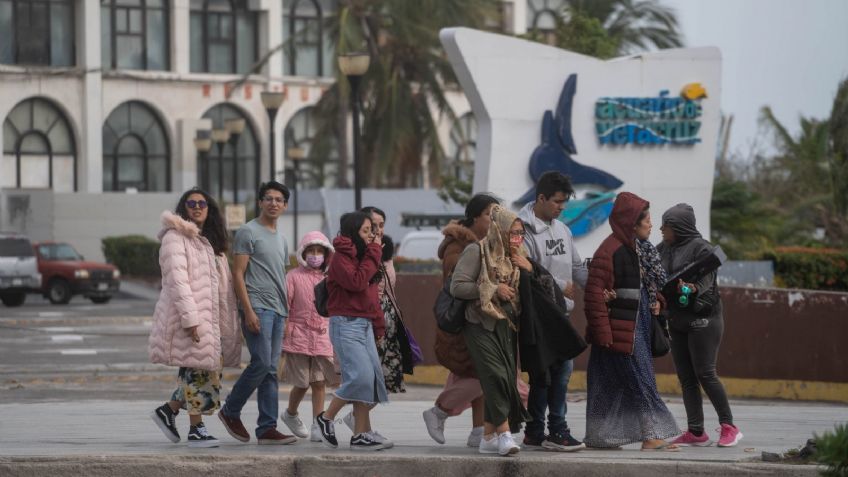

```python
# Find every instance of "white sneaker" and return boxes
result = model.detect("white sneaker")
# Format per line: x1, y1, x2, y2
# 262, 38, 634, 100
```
281, 410, 309, 438
342, 411, 355, 432
498, 432, 520, 456
369, 430, 394, 449
466, 426, 484, 447
422, 407, 448, 444
479, 433, 499, 454
310, 422, 322, 442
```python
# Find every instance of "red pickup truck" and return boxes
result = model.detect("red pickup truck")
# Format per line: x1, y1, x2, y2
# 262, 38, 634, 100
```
33, 242, 121, 304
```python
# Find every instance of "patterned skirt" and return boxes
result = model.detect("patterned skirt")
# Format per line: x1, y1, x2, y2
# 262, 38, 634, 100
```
170, 367, 222, 416
584, 288, 680, 447
377, 294, 406, 393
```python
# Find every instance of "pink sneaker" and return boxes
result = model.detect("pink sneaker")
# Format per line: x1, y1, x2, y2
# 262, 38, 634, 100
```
717, 424, 743, 447
671, 430, 711, 447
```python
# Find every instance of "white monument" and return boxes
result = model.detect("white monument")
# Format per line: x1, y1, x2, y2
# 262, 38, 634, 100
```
440, 27, 721, 258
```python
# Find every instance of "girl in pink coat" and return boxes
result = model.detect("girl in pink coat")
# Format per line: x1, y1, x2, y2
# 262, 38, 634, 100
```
148, 188, 240, 448
279, 231, 338, 442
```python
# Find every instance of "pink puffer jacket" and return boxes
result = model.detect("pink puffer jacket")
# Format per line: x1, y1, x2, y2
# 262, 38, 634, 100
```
148, 211, 241, 371
282, 231, 334, 357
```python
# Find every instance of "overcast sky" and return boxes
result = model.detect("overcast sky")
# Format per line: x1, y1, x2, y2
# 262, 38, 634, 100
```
662, 0, 848, 159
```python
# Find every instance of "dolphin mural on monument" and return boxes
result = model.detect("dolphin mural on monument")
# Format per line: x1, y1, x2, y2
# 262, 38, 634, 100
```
514, 74, 623, 236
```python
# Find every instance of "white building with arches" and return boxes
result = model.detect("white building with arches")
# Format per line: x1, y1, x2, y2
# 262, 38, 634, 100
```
0, 0, 564, 259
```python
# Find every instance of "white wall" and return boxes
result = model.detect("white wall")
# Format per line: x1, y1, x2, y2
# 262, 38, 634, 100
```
441, 28, 722, 258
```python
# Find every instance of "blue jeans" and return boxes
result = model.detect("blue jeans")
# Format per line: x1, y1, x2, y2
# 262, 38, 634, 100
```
222, 308, 284, 437
526, 358, 573, 438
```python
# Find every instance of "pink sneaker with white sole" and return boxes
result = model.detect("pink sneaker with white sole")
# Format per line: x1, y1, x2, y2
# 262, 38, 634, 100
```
717, 423, 743, 447
671, 430, 711, 447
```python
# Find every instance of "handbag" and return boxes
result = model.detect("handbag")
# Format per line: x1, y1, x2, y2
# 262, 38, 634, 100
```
313, 278, 329, 317
381, 265, 424, 366
433, 275, 467, 334
651, 313, 671, 357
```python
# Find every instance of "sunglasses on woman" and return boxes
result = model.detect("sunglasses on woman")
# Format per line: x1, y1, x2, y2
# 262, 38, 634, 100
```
186, 199, 208, 209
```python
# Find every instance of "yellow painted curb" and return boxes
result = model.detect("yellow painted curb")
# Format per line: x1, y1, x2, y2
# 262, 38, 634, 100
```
407, 366, 848, 403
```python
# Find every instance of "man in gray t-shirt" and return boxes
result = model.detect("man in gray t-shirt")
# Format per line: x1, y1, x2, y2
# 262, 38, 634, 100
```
219, 181, 296, 445
232, 219, 289, 317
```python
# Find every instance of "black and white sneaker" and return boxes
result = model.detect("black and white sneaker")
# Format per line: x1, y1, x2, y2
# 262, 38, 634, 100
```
350, 432, 386, 451
150, 403, 180, 443
315, 412, 338, 449
187, 422, 220, 448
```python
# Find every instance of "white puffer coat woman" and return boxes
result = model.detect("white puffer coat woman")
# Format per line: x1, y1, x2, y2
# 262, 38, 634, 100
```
148, 211, 240, 371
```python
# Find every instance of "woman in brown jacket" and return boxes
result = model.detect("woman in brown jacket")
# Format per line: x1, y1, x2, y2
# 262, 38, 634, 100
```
422, 194, 500, 447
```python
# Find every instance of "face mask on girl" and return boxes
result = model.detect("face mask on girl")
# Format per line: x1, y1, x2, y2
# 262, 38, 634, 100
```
306, 254, 324, 269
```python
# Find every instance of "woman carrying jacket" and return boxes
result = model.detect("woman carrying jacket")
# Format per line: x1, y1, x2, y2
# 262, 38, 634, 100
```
148, 188, 240, 448
314, 212, 390, 451
658, 204, 741, 448
422, 194, 499, 447
451, 205, 531, 456
583, 192, 680, 450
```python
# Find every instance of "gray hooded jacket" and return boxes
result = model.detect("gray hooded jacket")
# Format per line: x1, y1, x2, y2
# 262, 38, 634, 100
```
518, 202, 588, 312
656, 203, 722, 323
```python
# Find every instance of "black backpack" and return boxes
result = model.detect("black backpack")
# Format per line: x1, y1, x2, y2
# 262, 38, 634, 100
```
432, 275, 466, 334
313, 278, 329, 317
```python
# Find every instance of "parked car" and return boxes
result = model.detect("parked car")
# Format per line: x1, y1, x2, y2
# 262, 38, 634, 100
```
397, 230, 443, 260
33, 242, 121, 304
0, 233, 42, 307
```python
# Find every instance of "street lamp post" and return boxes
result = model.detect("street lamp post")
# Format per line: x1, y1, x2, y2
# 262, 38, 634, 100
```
338, 52, 370, 210
224, 118, 245, 204
261, 91, 285, 184
287, 146, 306, 245
193, 133, 212, 191
211, 128, 231, 202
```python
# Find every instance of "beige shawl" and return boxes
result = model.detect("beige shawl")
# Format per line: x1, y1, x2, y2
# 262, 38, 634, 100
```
477, 205, 525, 327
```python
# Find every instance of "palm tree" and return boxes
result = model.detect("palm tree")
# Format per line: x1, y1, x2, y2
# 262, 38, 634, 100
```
527, 0, 683, 55
318, 0, 501, 188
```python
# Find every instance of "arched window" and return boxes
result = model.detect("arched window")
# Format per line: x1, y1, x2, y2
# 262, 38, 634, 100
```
0, 0, 75, 67
284, 106, 341, 188
526, 0, 565, 45
447, 113, 476, 182
2, 98, 76, 191
189, 0, 257, 74
200, 104, 259, 205
102, 101, 170, 192
100, 0, 170, 71
283, 0, 335, 77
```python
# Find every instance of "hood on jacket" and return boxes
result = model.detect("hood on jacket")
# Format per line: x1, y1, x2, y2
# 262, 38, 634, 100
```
437, 221, 479, 260
296, 231, 334, 267
609, 192, 649, 249
157, 210, 200, 241
518, 202, 551, 235
661, 203, 702, 244
332, 235, 357, 258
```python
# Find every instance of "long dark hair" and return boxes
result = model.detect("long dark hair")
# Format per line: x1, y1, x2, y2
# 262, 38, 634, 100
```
338, 212, 371, 260
460, 193, 500, 228
360, 206, 386, 221
175, 188, 228, 256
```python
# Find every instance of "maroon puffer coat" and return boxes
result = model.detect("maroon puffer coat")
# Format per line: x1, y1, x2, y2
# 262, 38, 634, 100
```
585, 192, 650, 355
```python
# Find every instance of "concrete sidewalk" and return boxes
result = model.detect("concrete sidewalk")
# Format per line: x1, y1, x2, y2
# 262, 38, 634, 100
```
1, 394, 842, 476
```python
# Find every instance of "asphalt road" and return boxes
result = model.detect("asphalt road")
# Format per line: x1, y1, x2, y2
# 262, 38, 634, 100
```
0, 292, 439, 404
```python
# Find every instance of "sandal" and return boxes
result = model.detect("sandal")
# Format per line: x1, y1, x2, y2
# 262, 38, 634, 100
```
641, 441, 680, 452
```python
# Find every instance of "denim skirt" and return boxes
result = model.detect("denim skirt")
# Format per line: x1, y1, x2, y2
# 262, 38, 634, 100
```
329, 316, 389, 404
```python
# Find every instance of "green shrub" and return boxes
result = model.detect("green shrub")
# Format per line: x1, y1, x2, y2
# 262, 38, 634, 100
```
816, 423, 848, 477
763, 247, 848, 291
102, 235, 161, 278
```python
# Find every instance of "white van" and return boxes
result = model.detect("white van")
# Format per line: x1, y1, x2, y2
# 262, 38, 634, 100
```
396, 231, 443, 260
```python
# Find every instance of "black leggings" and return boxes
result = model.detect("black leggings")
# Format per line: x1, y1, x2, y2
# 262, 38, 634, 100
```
669, 316, 733, 433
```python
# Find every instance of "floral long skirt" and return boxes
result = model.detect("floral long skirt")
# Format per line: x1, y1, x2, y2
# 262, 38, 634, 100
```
377, 294, 406, 393
170, 367, 222, 416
